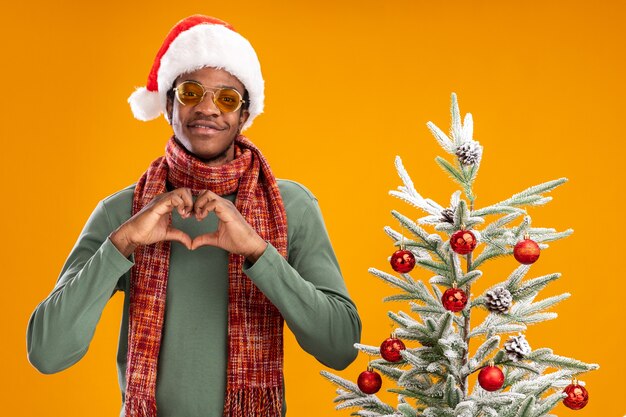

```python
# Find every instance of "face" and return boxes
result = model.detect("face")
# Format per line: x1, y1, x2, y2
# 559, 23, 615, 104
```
167, 67, 249, 165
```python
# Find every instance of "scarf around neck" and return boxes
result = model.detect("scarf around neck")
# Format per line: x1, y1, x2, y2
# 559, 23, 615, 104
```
124, 135, 288, 417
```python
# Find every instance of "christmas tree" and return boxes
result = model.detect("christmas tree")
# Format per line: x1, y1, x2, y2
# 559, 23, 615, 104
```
321, 94, 598, 417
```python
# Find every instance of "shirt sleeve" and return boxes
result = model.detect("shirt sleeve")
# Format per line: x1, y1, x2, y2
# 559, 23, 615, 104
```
242, 196, 362, 370
26, 200, 134, 374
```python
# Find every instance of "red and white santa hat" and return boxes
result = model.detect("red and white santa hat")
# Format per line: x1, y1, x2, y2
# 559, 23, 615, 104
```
128, 15, 264, 131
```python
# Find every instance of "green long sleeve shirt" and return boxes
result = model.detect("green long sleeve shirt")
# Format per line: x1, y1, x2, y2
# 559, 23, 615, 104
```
26, 179, 361, 417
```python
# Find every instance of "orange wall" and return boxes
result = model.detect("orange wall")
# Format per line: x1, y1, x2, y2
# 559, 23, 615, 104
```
2, 1, 623, 416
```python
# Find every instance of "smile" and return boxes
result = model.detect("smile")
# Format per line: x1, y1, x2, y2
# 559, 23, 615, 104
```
188, 121, 226, 131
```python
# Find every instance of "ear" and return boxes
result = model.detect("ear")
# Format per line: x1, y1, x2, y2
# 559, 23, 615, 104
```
166, 95, 174, 125
238, 110, 250, 131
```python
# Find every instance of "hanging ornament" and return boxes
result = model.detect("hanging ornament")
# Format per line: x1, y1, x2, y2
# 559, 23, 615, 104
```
390, 249, 416, 273
450, 229, 477, 255
441, 284, 468, 312
563, 379, 589, 410
478, 364, 505, 391
390, 225, 416, 273
513, 234, 541, 264
357, 365, 382, 394
485, 287, 513, 313
380, 332, 406, 362
503, 334, 531, 362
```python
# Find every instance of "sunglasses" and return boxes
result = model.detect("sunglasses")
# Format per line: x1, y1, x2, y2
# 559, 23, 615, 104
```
173, 80, 246, 113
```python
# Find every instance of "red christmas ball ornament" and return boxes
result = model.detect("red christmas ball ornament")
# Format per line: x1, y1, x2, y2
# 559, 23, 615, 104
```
441, 286, 468, 312
563, 381, 589, 410
390, 249, 416, 273
380, 335, 406, 362
450, 230, 477, 255
478, 365, 505, 391
513, 236, 541, 264
357, 366, 382, 394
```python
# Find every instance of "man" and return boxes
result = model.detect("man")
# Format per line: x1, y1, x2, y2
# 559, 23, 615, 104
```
26, 15, 361, 417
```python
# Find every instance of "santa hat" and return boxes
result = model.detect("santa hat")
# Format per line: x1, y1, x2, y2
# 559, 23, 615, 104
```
128, 15, 264, 131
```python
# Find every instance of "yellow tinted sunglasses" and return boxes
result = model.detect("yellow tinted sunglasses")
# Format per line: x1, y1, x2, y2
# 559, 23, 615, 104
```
173, 80, 246, 113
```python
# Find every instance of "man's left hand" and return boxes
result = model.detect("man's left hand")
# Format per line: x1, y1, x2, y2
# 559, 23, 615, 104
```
189, 190, 268, 263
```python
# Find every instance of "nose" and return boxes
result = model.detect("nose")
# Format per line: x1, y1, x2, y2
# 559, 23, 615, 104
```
194, 92, 220, 116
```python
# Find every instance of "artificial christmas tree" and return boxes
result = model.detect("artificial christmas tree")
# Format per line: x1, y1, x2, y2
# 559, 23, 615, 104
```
321, 94, 598, 416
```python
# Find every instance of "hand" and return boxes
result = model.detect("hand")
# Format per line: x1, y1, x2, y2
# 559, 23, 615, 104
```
190, 190, 268, 262
109, 188, 195, 257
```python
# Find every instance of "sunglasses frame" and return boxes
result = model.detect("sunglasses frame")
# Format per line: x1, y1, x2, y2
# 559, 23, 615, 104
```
172, 80, 246, 113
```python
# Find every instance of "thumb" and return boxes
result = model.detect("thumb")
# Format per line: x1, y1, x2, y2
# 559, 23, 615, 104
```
191, 231, 220, 251
164, 226, 193, 250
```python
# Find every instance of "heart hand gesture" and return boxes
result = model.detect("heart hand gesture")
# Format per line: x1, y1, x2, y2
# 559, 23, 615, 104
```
190, 189, 268, 262
109, 188, 267, 263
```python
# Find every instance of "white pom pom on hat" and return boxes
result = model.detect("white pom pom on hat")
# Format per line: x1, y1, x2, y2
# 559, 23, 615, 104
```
129, 87, 162, 121
127, 15, 264, 131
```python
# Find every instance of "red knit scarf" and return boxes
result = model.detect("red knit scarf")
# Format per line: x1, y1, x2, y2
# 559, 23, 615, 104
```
124, 135, 288, 417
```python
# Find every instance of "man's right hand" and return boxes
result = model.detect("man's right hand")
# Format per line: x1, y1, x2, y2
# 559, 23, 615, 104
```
109, 188, 195, 258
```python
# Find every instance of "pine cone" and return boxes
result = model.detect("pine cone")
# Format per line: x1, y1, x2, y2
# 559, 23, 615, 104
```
440, 207, 455, 223
504, 334, 532, 362
455, 140, 482, 165
485, 287, 512, 313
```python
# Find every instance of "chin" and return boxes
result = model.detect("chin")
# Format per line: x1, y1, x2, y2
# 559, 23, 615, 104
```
192, 146, 232, 164
175, 132, 236, 164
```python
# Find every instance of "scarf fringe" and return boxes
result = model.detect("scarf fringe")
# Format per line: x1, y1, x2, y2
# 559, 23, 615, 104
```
125, 396, 158, 417
223, 386, 282, 417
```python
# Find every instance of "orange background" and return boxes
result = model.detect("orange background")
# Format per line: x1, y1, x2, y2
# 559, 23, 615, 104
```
2, 1, 624, 416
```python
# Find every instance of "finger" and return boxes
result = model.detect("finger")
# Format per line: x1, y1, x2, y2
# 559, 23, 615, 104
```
194, 193, 223, 220
152, 193, 185, 216
194, 189, 221, 214
165, 226, 193, 250
172, 188, 194, 218
195, 198, 219, 221
191, 231, 219, 250
163, 191, 191, 218
193, 190, 211, 217
201, 189, 220, 200
210, 198, 241, 223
